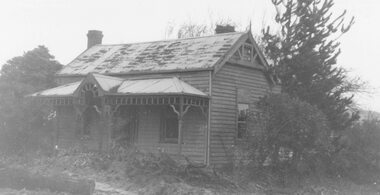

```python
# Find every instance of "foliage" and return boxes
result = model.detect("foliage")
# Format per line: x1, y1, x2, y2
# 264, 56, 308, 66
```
331, 118, 380, 183
347, 118, 380, 168
0, 45, 62, 154
177, 22, 211, 39
261, 0, 360, 133
259, 0, 380, 184
251, 93, 331, 174
244, 93, 380, 184
168, 20, 238, 39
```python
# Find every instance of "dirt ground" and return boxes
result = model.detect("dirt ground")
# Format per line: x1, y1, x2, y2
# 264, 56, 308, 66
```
1, 149, 380, 195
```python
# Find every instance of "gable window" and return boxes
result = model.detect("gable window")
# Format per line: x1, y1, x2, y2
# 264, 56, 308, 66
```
161, 106, 179, 143
242, 44, 253, 61
237, 103, 249, 139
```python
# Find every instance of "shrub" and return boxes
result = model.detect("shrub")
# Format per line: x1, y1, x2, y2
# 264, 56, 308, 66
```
330, 118, 380, 184
246, 93, 331, 175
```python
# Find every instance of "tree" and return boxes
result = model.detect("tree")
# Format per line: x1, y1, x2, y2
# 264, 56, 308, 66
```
165, 20, 238, 39
177, 22, 210, 39
0, 45, 62, 153
261, 0, 359, 133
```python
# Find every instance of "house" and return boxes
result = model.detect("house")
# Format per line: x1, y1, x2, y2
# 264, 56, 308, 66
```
30, 27, 280, 165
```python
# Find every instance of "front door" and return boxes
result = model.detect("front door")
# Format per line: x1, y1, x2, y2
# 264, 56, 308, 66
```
82, 105, 101, 137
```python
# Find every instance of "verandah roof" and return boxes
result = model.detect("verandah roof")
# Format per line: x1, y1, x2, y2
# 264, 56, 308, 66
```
116, 77, 205, 96
29, 74, 207, 98
29, 81, 82, 97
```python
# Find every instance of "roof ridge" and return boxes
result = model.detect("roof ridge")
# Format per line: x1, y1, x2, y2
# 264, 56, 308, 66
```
171, 77, 183, 93
124, 77, 173, 81
97, 31, 246, 46
92, 73, 125, 80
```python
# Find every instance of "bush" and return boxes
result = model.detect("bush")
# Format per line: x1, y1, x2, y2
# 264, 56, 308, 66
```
330, 118, 380, 184
0, 104, 53, 155
241, 93, 332, 175
234, 93, 380, 185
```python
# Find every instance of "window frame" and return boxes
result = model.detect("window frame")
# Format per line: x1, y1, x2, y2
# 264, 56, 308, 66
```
160, 106, 179, 143
237, 103, 249, 139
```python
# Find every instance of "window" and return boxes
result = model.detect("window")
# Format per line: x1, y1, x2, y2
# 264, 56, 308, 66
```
161, 106, 179, 143
237, 104, 249, 139
242, 44, 253, 61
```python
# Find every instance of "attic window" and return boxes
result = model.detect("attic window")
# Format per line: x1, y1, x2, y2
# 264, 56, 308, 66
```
231, 43, 256, 63
242, 44, 253, 61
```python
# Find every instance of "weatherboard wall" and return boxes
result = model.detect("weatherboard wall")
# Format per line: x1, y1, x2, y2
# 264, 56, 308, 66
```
209, 62, 275, 165
136, 106, 207, 163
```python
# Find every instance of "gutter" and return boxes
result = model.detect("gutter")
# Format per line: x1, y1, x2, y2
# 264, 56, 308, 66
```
55, 68, 214, 78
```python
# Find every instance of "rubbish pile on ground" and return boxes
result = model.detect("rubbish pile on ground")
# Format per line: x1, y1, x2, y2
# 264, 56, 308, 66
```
1, 146, 380, 195
0, 146, 240, 194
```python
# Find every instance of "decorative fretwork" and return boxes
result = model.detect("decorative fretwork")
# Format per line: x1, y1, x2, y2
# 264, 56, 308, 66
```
32, 95, 209, 107
105, 95, 208, 107
81, 83, 99, 96
231, 42, 258, 63
78, 83, 100, 105
34, 97, 74, 105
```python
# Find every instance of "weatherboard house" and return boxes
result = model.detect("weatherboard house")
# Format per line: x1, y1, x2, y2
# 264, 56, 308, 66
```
30, 27, 279, 165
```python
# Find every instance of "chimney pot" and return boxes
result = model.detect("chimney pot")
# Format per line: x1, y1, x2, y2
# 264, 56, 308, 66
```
215, 25, 235, 34
87, 30, 103, 49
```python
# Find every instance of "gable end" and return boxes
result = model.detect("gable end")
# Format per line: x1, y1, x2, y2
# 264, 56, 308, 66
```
213, 32, 269, 74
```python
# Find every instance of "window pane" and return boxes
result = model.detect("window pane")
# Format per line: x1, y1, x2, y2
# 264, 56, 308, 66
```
165, 118, 178, 139
237, 104, 249, 139
238, 122, 247, 138
238, 104, 249, 121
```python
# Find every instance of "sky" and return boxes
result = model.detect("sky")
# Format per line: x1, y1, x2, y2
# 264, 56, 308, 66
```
1, 0, 380, 112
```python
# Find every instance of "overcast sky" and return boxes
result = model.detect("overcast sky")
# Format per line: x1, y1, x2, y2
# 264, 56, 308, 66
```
1, 0, 380, 112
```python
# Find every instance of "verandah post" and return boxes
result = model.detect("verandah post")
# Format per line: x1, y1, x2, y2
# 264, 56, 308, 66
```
102, 104, 114, 152
106, 108, 113, 152
178, 96, 184, 154
53, 107, 59, 155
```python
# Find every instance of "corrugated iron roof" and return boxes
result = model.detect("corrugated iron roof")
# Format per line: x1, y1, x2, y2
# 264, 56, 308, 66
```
29, 74, 207, 97
116, 77, 206, 96
29, 81, 82, 97
58, 32, 245, 75
92, 74, 124, 91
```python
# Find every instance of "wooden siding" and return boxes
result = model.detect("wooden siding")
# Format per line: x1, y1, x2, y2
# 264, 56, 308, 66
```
136, 105, 207, 163
56, 106, 77, 140
210, 63, 276, 165
56, 106, 103, 151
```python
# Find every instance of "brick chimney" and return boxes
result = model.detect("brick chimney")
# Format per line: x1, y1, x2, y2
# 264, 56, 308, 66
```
215, 25, 235, 34
87, 30, 103, 49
